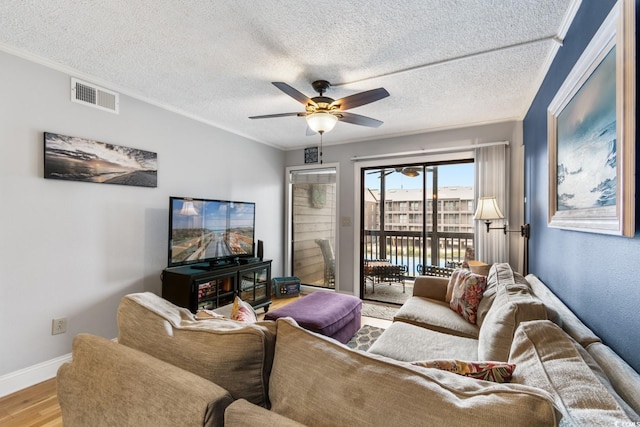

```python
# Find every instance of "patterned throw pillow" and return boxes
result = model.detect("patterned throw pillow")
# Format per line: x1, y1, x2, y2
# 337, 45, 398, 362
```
449, 270, 487, 324
231, 296, 257, 323
411, 359, 516, 383
445, 269, 464, 302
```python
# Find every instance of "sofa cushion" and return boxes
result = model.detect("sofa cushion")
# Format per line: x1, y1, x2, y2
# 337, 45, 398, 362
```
448, 270, 487, 324
117, 292, 275, 407
393, 297, 479, 339
586, 342, 640, 421
57, 334, 233, 427
269, 318, 560, 427
477, 279, 547, 361
412, 275, 449, 300
476, 262, 516, 328
509, 320, 633, 426
224, 399, 307, 427
525, 274, 601, 347
368, 321, 479, 361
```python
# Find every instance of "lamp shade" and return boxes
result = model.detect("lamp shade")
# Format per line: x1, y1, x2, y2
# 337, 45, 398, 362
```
306, 112, 338, 134
474, 197, 505, 220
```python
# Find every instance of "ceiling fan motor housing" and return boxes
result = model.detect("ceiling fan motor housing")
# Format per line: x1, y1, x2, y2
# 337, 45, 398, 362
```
307, 96, 337, 114
311, 80, 331, 95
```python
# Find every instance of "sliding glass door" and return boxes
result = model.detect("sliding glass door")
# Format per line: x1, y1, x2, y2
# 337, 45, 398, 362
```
361, 161, 474, 303
287, 166, 338, 289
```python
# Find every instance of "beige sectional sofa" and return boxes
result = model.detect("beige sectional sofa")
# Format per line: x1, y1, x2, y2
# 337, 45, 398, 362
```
57, 263, 640, 426
368, 263, 547, 362
368, 263, 640, 425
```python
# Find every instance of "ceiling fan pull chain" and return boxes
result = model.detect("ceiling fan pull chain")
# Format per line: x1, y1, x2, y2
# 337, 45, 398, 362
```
320, 132, 324, 164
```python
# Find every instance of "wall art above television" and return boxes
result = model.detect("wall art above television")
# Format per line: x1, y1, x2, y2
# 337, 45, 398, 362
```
44, 132, 158, 188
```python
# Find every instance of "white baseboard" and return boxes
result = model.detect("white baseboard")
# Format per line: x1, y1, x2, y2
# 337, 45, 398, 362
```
0, 353, 71, 398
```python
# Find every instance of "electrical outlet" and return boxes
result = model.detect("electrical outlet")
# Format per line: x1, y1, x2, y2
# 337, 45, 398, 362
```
52, 317, 67, 335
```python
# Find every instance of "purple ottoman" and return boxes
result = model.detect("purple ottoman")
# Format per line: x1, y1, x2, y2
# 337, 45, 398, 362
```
265, 292, 362, 343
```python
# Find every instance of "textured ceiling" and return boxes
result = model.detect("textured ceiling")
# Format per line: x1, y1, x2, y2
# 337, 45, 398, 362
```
0, 1, 579, 150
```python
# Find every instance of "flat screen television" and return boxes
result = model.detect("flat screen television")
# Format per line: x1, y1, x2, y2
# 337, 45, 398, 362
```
168, 196, 256, 268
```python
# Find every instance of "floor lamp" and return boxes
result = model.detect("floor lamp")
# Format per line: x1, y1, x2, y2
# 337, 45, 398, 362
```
474, 197, 530, 275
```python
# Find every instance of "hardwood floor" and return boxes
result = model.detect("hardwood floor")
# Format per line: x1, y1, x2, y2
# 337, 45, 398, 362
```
1, 295, 391, 426
0, 378, 61, 427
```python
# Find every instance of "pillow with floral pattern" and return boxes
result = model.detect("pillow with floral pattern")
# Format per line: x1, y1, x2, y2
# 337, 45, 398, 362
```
449, 270, 487, 324
412, 359, 516, 383
230, 296, 257, 323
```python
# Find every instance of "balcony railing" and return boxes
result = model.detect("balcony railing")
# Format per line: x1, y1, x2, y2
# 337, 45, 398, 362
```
363, 230, 474, 277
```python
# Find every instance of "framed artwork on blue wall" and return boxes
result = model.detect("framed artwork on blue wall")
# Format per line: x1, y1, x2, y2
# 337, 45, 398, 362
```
547, 0, 635, 237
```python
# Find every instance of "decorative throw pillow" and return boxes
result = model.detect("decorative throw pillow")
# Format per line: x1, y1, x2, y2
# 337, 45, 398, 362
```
449, 270, 487, 324
231, 296, 257, 323
445, 268, 464, 303
411, 359, 516, 383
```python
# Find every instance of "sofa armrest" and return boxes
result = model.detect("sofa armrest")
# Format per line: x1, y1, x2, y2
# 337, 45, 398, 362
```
117, 292, 275, 407
412, 276, 449, 301
224, 399, 307, 427
57, 334, 233, 427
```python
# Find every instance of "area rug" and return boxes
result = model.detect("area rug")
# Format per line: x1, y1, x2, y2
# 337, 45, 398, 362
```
346, 325, 385, 351
361, 302, 399, 321
364, 281, 413, 305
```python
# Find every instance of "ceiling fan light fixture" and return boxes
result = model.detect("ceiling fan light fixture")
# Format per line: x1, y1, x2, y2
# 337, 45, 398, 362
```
306, 111, 338, 134
402, 167, 421, 177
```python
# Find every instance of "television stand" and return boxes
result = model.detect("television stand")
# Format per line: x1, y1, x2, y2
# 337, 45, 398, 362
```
162, 260, 272, 313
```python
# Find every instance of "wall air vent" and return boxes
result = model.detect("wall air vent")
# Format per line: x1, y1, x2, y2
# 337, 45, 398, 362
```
71, 78, 119, 114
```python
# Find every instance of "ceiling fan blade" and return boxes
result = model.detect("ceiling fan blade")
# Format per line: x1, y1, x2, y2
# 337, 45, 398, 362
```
249, 112, 303, 119
366, 168, 393, 176
367, 169, 393, 176
331, 88, 389, 110
272, 82, 312, 105
337, 112, 383, 128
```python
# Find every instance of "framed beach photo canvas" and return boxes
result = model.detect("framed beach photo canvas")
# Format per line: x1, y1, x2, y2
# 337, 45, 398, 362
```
44, 132, 158, 188
547, 0, 635, 236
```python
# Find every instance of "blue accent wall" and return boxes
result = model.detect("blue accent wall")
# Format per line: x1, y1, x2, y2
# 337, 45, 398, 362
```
523, 0, 639, 373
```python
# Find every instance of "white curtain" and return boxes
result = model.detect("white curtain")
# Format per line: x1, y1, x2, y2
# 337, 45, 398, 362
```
475, 144, 509, 264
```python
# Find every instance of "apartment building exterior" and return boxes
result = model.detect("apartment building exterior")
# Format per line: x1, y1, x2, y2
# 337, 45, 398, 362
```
364, 186, 475, 232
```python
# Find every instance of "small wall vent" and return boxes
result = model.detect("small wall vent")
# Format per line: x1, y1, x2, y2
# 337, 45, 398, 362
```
71, 78, 119, 114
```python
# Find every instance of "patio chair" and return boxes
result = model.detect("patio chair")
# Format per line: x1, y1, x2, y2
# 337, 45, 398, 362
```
417, 264, 455, 278
365, 260, 406, 293
314, 239, 335, 287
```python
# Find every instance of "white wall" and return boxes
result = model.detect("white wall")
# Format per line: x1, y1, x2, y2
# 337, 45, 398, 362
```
285, 122, 524, 293
0, 51, 285, 392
